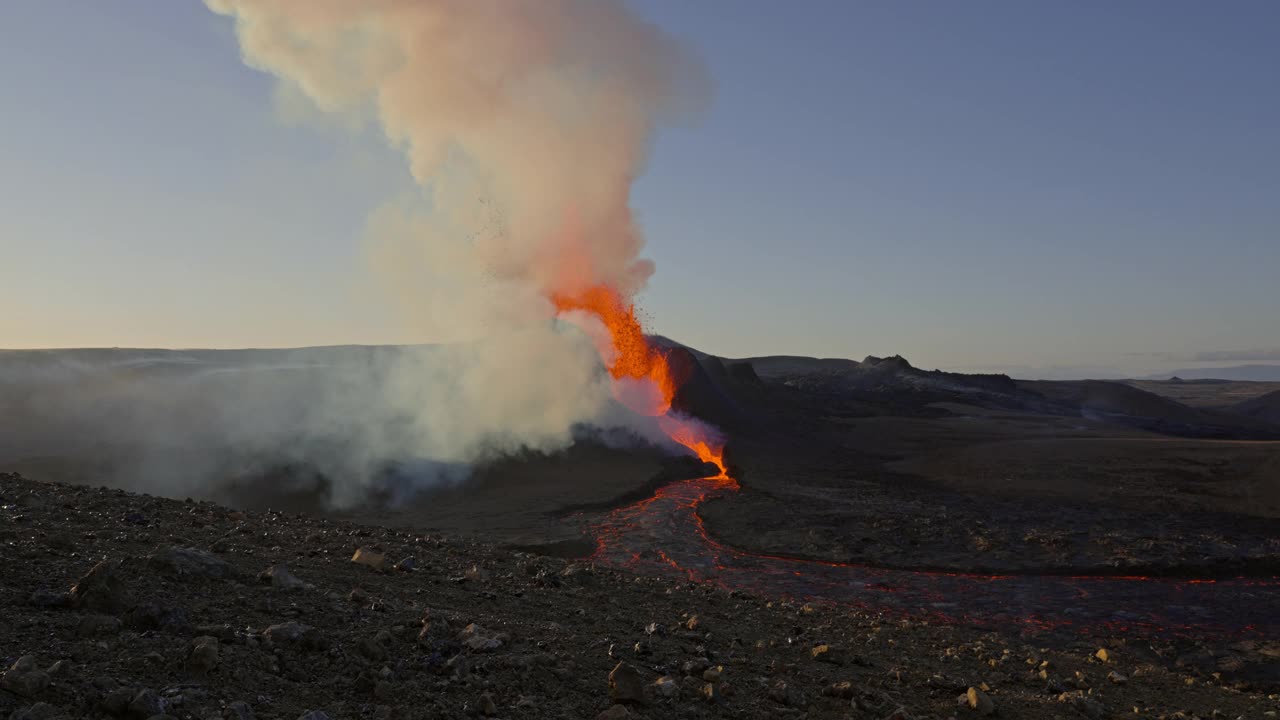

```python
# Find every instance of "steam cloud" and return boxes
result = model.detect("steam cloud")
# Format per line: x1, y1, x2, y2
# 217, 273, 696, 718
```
0, 2, 706, 507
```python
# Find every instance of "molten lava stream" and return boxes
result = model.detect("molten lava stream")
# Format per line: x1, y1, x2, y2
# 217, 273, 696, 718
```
554, 284, 1278, 639
586, 476, 1280, 639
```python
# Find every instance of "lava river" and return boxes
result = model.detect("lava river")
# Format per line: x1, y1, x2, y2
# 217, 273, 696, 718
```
586, 471, 1280, 640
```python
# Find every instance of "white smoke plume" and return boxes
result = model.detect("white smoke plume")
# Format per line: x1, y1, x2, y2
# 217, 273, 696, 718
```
2, 1, 708, 507
207, 0, 705, 303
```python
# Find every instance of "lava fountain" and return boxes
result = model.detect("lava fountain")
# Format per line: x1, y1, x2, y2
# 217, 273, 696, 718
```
551, 284, 729, 477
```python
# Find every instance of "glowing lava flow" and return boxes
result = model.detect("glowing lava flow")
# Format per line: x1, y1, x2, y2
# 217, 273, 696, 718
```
554, 285, 1279, 638
586, 477, 1280, 639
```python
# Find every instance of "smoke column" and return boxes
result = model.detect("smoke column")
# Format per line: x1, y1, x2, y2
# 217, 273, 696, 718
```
109, 0, 714, 503
207, 0, 704, 301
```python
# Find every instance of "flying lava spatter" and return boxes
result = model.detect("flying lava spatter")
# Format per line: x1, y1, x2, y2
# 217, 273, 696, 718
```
550, 284, 728, 477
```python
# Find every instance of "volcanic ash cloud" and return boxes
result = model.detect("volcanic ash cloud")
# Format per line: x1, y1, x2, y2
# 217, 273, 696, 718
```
200, 0, 708, 499
207, 0, 705, 300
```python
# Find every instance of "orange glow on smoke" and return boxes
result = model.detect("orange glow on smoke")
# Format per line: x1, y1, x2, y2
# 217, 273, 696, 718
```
551, 284, 728, 478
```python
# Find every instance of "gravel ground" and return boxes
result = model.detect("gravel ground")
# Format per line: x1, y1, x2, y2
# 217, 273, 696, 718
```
2, 472, 1277, 720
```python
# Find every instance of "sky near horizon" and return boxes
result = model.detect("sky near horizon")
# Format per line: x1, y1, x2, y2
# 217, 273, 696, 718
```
1, 1, 1277, 377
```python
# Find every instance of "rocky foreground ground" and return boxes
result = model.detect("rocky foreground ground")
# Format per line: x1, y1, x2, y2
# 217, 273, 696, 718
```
1, 472, 1277, 720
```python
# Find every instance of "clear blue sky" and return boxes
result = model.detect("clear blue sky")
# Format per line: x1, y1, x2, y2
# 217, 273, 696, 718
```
2, 1, 1277, 376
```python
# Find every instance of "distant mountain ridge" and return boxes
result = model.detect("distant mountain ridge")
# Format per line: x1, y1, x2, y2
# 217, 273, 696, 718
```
1142, 365, 1280, 382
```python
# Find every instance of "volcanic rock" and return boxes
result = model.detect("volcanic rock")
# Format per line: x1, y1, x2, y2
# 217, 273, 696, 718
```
966, 686, 995, 715
149, 546, 234, 580
811, 643, 842, 664
458, 623, 504, 652
69, 559, 132, 612
608, 662, 646, 705
263, 621, 325, 650
654, 675, 679, 699
260, 564, 307, 590
188, 636, 220, 673
1, 656, 50, 698
351, 548, 385, 570
1059, 691, 1107, 719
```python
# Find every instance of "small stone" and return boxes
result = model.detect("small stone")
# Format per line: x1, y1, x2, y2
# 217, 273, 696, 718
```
1107, 670, 1127, 685
701, 682, 720, 703
458, 623, 504, 652
823, 681, 855, 699
1, 657, 50, 698
69, 559, 132, 612
811, 644, 842, 664
349, 588, 370, 604
351, 548, 385, 570
224, 701, 255, 720
769, 680, 806, 707
260, 565, 306, 591
188, 636, 220, 673
685, 615, 700, 631
1094, 648, 1110, 663
609, 662, 646, 705
654, 676, 679, 699
966, 687, 995, 715
478, 693, 497, 716
262, 621, 324, 650
393, 556, 415, 572
149, 546, 234, 580
228, 511, 246, 521
701, 665, 723, 683
1059, 692, 1106, 720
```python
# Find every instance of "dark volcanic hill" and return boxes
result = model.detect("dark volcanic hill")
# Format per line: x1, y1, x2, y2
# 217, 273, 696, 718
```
1233, 389, 1280, 425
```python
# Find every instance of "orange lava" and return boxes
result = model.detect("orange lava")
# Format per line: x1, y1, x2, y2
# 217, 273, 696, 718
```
551, 285, 676, 416
551, 284, 729, 477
